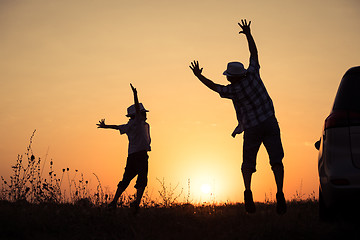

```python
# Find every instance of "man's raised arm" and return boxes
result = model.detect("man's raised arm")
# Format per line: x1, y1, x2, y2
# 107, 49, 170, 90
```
238, 19, 258, 62
189, 60, 222, 92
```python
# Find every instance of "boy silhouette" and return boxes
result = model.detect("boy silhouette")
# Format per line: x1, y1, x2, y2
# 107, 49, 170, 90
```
190, 19, 286, 214
97, 84, 151, 212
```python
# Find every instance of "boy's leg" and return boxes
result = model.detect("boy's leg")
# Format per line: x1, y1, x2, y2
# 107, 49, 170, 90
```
133, 187, 145, 207
132, 151, 149, 209
111, 183, 127, 205
129, 187, 145, 214
109, 179, 133, 207
110, 156, 137, 207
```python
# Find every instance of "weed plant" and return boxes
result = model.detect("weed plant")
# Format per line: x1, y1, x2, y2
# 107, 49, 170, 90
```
0, 131, 110, 205
156, 177, 183, 207
0, 130, 62, 203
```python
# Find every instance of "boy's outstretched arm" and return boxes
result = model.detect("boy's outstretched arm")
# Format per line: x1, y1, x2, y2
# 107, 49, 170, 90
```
96, 119, 120, 129
189, 60, 222, 92
130, 83, 141, 115
238, 19, 258, 62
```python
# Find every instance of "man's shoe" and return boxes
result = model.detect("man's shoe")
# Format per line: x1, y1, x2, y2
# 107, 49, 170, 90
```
244, 190, 256, 213
276, 192, 287, 215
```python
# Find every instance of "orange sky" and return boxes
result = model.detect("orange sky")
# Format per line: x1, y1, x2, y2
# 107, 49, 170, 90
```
1, 0, 359, 203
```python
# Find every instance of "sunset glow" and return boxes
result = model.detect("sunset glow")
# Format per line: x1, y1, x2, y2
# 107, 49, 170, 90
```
201, 184, 211, 195
1, 0, 359, 203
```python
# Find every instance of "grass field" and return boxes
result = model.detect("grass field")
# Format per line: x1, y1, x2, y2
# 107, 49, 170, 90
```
1, 199, 359, 240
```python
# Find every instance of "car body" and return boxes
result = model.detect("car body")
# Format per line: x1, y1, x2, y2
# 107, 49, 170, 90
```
315, 66, 360, 219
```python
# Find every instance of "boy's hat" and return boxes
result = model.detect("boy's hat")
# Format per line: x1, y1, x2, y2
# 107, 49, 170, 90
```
126, 103, 149, 117
223, 62, 247, 76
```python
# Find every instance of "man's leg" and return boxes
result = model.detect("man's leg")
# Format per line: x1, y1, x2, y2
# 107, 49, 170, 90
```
242, 169, 256, 213
272, 163, 284, 193
242, 169, 253, 191
272, 163, 286, 214
242, 129, 261, 213
263, 116, 286, 214
242, 128, 261, 190
263, 133, 285, 196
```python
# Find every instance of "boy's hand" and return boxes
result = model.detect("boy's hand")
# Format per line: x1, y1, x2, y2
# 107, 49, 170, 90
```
238, 19, 251, 35
97, 119, 106, 128
189, 60, 203, 77
130, 83, 137, 94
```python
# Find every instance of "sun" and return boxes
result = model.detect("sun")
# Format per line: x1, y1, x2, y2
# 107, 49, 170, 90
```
201, 183, 211, 194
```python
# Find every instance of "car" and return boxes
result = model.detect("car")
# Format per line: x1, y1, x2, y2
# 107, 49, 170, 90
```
315, 66, 360, 220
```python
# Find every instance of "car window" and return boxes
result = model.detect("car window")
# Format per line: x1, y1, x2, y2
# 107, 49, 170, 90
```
332, 66, 360, 111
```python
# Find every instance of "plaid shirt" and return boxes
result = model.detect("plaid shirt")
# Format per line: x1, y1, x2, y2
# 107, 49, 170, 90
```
215, 57, 275, 136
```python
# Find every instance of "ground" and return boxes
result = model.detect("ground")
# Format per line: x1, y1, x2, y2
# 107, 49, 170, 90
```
0, 200, 358, 240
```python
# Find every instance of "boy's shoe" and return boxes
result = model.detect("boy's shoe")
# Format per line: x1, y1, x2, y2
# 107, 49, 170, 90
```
244, 190, 256, 213
276, 192, 287, 215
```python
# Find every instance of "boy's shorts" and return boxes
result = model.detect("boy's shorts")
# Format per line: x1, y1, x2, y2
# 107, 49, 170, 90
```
118, 150, 149, 189
241, 115, 284, 173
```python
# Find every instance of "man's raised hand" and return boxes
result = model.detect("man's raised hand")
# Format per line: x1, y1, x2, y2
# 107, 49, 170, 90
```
189, 60, 203, 77
238, 19, 251, 35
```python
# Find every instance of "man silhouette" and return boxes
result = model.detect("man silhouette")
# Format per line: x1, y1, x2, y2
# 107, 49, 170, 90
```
190, 19, 286, 214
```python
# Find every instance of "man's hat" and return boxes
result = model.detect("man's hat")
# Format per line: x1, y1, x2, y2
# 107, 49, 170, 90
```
126, 103, 149, 117
223, 62, 247, 76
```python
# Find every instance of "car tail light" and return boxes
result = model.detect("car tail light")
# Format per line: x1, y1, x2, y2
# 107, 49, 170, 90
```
349, 111, 360, 125
325, 111, 360, 130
